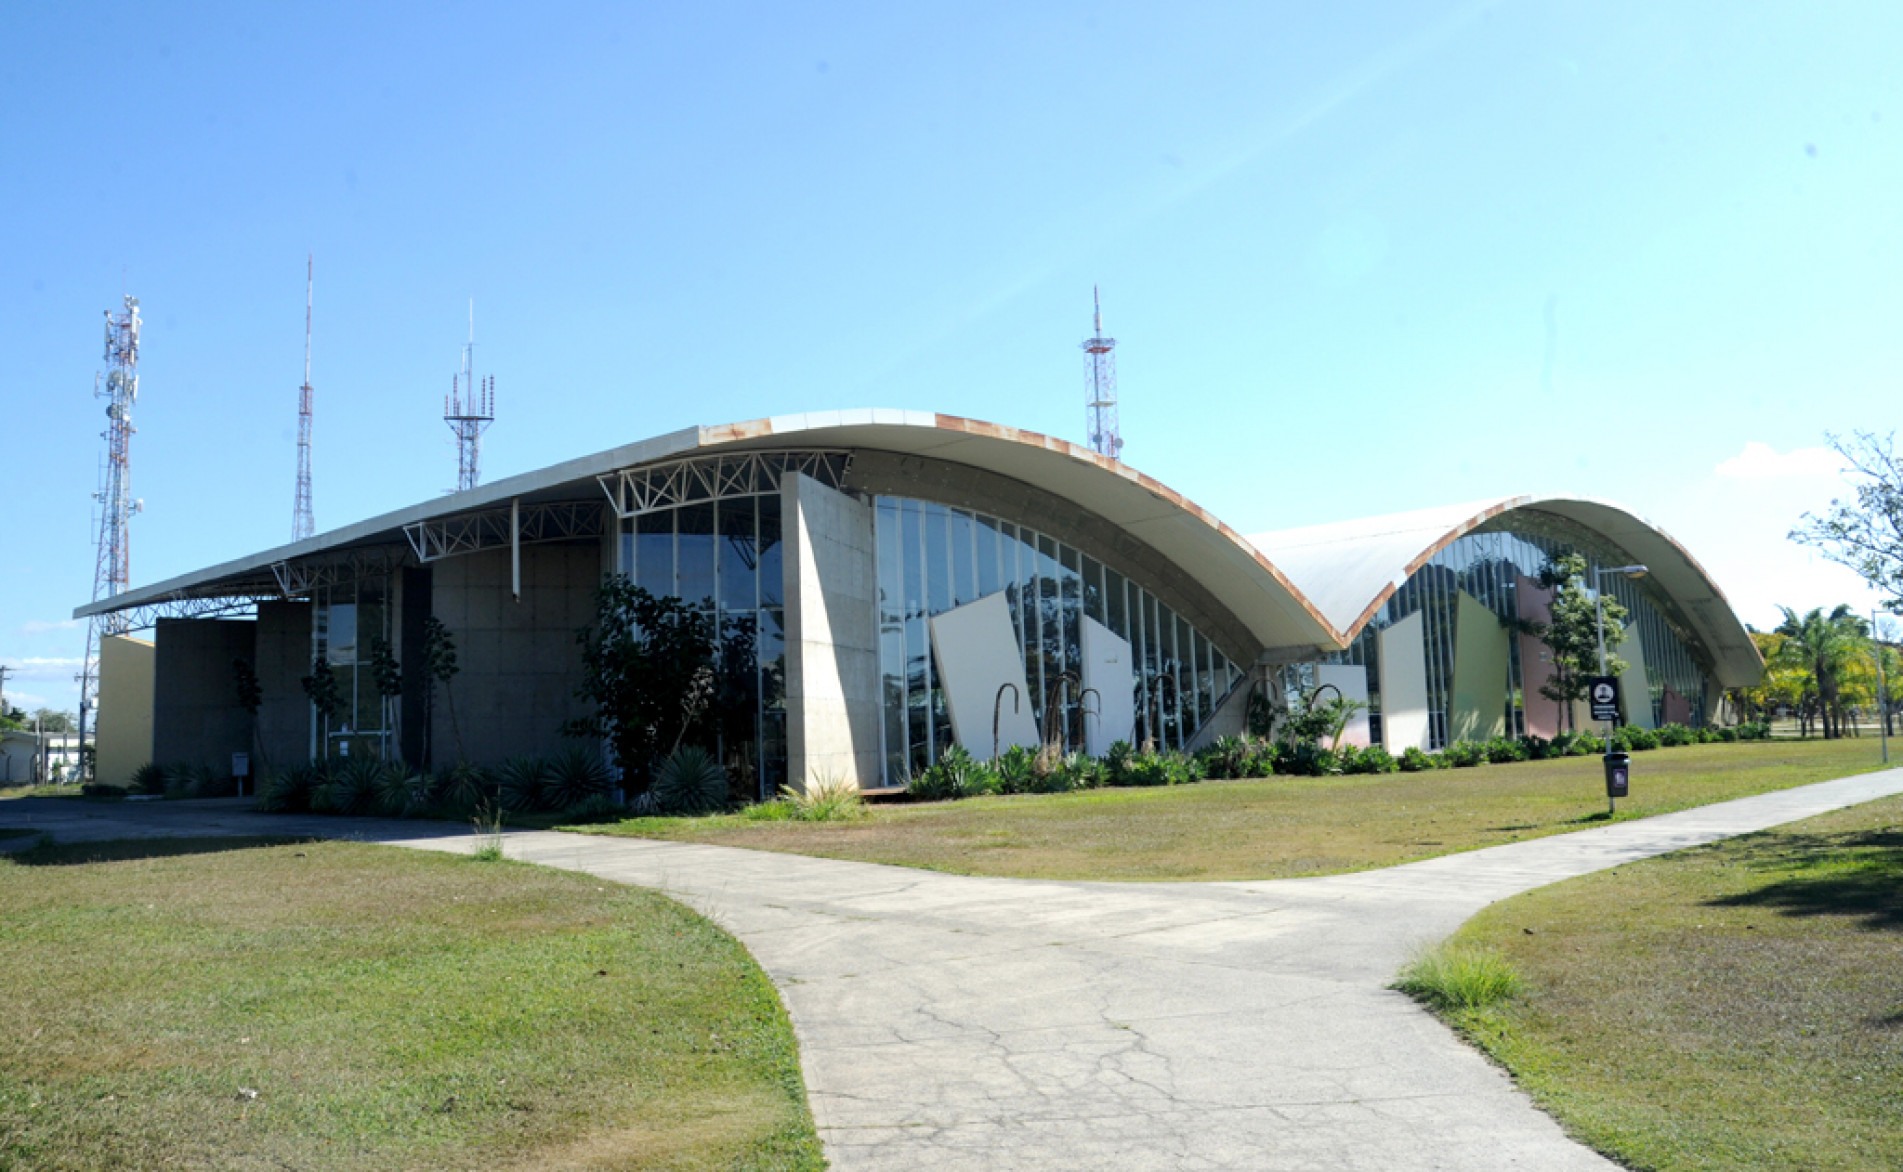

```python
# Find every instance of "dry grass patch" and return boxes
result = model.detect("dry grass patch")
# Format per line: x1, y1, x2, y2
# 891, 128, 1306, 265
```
0, 837, 820, 1170
577, 738, 1890, 882
1427, 794, 1903, 1171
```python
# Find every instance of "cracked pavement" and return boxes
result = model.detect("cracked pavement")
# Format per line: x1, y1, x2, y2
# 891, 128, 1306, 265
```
7, 766, 1902, 1169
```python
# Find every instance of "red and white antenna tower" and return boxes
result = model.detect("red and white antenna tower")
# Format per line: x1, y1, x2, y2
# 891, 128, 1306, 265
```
78, 293, 145, 778
444, 301, 494, 492
292, 255, 316, 540
1081, 286, 1123, 460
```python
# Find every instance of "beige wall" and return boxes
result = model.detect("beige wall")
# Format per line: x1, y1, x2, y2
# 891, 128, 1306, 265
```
783, 472, 883, 790
95, 633, 156, 785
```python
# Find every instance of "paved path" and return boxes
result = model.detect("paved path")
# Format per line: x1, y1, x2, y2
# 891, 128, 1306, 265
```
7, 768, 1903, 1170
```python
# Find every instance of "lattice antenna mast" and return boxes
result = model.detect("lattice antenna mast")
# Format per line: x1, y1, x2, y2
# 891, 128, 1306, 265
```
444, 300, 495, 492
79, 294, 144, 778
292, 255, 316, 540
1081, 286, 1123, 460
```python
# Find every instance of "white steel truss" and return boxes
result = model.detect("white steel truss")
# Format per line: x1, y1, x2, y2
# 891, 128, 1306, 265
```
402, 500, 606, 564
91, 593, 279, 632
270, 547, 412, 596
597, 450, 851, 518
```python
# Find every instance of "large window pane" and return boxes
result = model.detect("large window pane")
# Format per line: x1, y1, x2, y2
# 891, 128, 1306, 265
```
718, 497, 757, 613
676, 503, 716, 608
757, 493, 783, 607
636, 511, 674, 598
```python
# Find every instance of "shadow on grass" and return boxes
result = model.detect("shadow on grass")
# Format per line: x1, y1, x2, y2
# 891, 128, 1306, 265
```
8, 835, 317, 868
1708, 828, 1903, 932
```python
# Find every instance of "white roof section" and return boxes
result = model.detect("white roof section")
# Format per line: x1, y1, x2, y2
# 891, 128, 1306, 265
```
78, 409, 1345, 657
1250, 495, 1763, 688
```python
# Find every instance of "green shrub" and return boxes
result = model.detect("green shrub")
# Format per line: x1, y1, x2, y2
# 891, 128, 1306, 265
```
1272, 740, 1339, 776
254, 764, 317, 814
373, 763, 429, 817
1397, 746, 1438, 772
1394, 943, 1524, 1013
993, 744, 1037, 794
544, 746, 613, 810
1342, 744, 1398, 774
1056, 752, 1108, 790
909, 745, 999, 801
1656, 723, 1696, 747
1483, 737, 1526, 765
561, 792, 626, 823
784, 773, 868, 821
431, 761, 487, 814
1613, 726, 1661, 752
128, 762, 167, 795
1519, 734, 1553, 760
162, 763, 198, 800
652, 745, 729, 815
1441, 740, 1486, 768
320, 756, 383, 816
1736, 720, 1771, 741
1200, 735, 1253, 780
1108, 748, 1168, 787
495, 756, 552, 813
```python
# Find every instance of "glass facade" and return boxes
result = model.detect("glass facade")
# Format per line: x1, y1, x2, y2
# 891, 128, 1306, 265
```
1326, 523, 1715, 747
619, 492, 787, 800
311, 576, 393, 758
873, 496, 1243, 782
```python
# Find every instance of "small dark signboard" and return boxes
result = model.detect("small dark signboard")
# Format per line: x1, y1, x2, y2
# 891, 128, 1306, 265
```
1588, 675, 1621, 722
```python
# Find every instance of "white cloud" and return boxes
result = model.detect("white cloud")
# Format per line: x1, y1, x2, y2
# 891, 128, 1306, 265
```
19, 618, 82, 634
1714, 441, 1847, 481
16, 657, 84, 670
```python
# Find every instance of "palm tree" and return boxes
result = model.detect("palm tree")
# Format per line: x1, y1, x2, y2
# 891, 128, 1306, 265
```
1772, 605, 1870, 739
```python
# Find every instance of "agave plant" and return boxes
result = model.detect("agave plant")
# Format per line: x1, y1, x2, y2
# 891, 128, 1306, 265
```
434, 761, 490, 814
129, 761, 167, 796
494, 757, 551, 813
544, 746, 613, 812
254, 766, 313, 814
651, 745, 728, 815
373, 763, 429, 817
323, 756, 384, 816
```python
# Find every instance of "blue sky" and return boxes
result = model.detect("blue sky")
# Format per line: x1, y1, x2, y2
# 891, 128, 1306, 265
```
3, 1, 1896, 713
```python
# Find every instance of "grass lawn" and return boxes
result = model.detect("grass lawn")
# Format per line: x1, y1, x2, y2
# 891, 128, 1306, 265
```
0, 837, 822, 1171
575, 738, 1894, 881
0, 783, 84, 801
1414, 793, 1903, 1171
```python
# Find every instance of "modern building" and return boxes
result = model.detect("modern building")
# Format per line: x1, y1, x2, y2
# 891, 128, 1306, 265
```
77, 411, 1762, 793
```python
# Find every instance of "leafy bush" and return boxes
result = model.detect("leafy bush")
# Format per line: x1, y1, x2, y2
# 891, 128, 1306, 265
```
544, 746, 613, 811
128, 761, 167, 795
495, 756, 552, 813
993, 744, 1038, 794
374, 763, 429, 817
1273, 740, 1339, 776
561, 792, 626, 824
1055, 752, 1108, 791
254, 766, 311, 813
162, 763, 198, 800
1440, 740, 1486, 768
1735, 721, 1771, 741
1483, 737, 1527, 765
1341, 744, 1398, 774
320, 756, 383, 816
1519, 734, 1553, 760
1394, 943, 1524, 1013
1612, 725, 1661, 752
908, 745, 1000, 801
433, 761, 490, 814
652, 745, 729, 815
1398, 746, 1439, 772
1656, 723, 1696, 747
1200, 735, 1253, 780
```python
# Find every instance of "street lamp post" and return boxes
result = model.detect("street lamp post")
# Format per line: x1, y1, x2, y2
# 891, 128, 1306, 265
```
1595, 564, 1648, 814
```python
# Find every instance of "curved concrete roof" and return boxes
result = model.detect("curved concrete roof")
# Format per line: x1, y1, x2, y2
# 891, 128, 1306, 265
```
1249, 495, 1764, 688
79, 409, 1344, 659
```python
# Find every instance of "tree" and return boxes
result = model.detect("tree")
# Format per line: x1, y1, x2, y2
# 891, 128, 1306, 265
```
232, 656, 269, 774
1771, 605, 1869, 739
1792, 431, 1903, 613
368, 637, 404, 758
568, 577, 720, 796
300, 655, 345, 746
1529, 553, 1628, 732
33, 709, 77, 733
420, 617, 462, 765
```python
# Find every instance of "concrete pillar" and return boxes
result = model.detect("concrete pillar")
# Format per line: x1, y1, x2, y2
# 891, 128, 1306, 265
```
783, 472, 882, 790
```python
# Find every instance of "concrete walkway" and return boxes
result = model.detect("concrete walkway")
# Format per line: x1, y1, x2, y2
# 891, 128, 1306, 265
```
6, 767, 1902, 1170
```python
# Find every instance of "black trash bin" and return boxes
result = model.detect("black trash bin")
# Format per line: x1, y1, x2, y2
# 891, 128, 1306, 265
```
1603, 750, 1630, 799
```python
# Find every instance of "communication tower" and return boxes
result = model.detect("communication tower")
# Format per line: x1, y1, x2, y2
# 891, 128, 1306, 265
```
78, 294, 145, 778
293, 256, 316, 541
444, 302, 495, 492
1081, 286, 1123, 460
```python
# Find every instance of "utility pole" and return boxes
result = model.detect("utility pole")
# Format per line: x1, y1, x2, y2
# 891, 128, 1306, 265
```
0, 664, 11, 719
1877, 608, 1890, 765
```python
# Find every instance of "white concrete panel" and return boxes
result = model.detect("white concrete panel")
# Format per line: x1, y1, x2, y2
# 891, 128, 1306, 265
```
1081, 616, 1137, 756
930, 593, 1040, 758
1618, 631, 1655, 729
1377, 610, 1430, 752
1315, 663, 1371, 748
